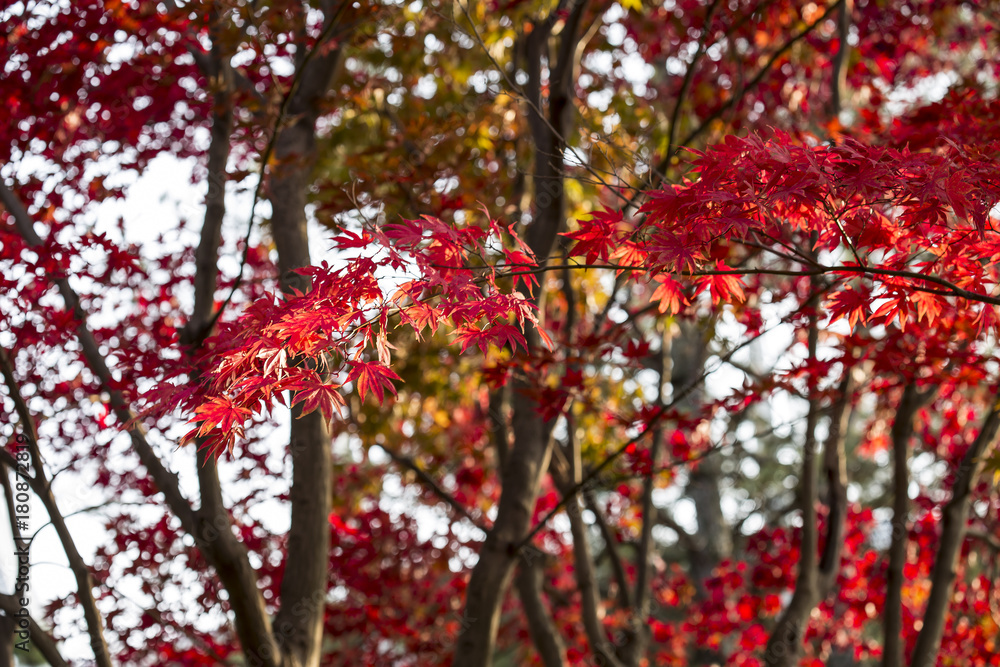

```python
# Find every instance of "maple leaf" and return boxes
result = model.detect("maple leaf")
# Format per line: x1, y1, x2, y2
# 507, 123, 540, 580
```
191, 396, 250, 438
975, 303, 1000, 337
826, 286, 869, 329
382, 218, 427, 248
184, 396, 251, 455
452, 322, 527, 355
696, 263, 747, 305
909, 290, 943, 325
348, 361, 401, 403
621, 338, 651, 360
286, 380, 346, 422
257, 347, 289, 379
331, 228, 372, 250
650, 620, 672, 642
945, 169, 976, 229
650, 274, 688, 314
502, 247, 538, 292
609, 241, 647, 276
401, 301, 442, 336
487, 323, 527, 353
870, 292, 912, 329
563, 208, 622, 264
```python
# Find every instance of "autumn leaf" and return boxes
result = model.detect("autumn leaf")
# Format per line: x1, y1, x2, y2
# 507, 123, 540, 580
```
609, 240, 647, 276
452, 322, 527, 354
826, 286, 869, 329
190, 396, 250, 439
287, 381, 346, 421
650, 274, 688, 314
696, 263, 747, 305
348, 361, 401, 403
563, 209, 621, 264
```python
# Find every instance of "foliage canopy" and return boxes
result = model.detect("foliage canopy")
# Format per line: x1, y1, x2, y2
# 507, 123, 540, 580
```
2, 0, 1000, 666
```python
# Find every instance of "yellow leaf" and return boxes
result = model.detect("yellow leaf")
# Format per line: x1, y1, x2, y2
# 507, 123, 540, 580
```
620, 0, 642, 11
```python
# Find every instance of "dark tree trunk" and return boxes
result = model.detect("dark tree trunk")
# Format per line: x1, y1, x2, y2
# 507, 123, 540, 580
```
909, 403, 1000, 666
454, 2, 589, 664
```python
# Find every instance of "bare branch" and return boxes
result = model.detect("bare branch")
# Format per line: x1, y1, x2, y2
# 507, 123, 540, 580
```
583, 488, 633, 609
828, 0, 853, 117
623, 324, 672, 666
551, 441, 625, 667
661, 0, 724, 180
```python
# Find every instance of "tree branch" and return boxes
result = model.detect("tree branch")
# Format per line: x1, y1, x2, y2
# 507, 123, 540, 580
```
660, 0, 724, 182
381, 447, 485, 531
623, 324, 672, 666
0, 178, 199, 537
515, 310, 794, 555
764, 281, 820, 667
0, 594, 68, 667
817, 372, 854, 599
184, 22, 283, 664
2, 151, 280, 666
492, 261, 1000, 309
0, 348, 112, 667
634, 0, 846, 208
551, 438, 625, 667
583, 488, 633, 610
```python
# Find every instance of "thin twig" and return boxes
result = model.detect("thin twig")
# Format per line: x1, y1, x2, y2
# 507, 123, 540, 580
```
380, 446, 487, 533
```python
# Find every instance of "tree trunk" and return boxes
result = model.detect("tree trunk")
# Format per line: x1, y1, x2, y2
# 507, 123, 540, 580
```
270, 117, 334, 667
454, 3, 588, 664
0, 610, 14, 666
515, 552, 568, 667
909, 401, 1000, 666
623, 326, 672, 667
883, 383, 924, 667
455, 385, 554, 666
670, 321, 730, 666
764, 309, 820, 667
267, 7, 346, 666
818, 374, 853, 599
551, 442, 624, 667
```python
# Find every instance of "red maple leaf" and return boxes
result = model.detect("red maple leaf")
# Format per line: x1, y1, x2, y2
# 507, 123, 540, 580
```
563, 208, 622, 264
826, 286, 869, 329
453, 322, 527, 354
697, 263, 747, 305
286, 380, 346, 421
348, 361, 401, 403
650, 274, 688, 314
